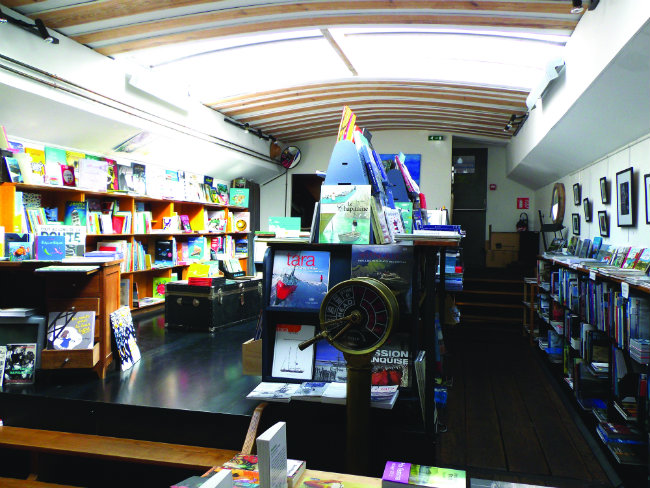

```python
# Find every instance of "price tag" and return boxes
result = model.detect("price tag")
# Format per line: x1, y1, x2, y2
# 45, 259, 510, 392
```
621, 282, 629, 299
589, 271, 596, 281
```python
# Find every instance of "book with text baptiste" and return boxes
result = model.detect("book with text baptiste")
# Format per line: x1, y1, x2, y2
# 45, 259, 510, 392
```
272, 324, 316, 380
47, 310, 95, 350
372, 333, 410, 388
382, 462, 466, 488
351, 244, 413, 313
269, 250, 330, 309
319, 185, 372, 244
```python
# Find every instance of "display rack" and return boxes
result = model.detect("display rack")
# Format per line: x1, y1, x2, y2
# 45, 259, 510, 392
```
0, 182, 249, 311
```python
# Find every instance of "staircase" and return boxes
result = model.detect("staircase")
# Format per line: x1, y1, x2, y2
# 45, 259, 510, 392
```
453, 268, 525, 329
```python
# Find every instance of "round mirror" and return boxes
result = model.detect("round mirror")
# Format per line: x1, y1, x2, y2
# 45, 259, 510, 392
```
280, 146, 301, 169
550, 183, 565, 225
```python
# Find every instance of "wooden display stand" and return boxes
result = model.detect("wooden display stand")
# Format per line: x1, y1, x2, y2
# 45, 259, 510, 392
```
0, 182, 249, 312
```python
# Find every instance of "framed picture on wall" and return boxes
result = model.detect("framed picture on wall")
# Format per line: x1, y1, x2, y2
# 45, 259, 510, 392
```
645, 174, 650, 224
583, 198, 592, 222
598, 211, 609, 237
573, 183, 581, 206
600, 177, 609, 204
572, 213, 580, 235
616, 167, 634, 227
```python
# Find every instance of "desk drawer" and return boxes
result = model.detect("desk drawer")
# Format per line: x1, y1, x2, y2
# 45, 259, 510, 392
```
41, 342, 100, 369
46, 274, 101, 298
47, 298, 101, 341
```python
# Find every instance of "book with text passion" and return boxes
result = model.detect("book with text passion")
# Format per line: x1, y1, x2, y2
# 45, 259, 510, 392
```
269, 249, 329, 309
351, 244, 413, 313
371, 333, 410, 388
319, 185, 372, 244
271, 324, 316, 381
47, 310, 95, 350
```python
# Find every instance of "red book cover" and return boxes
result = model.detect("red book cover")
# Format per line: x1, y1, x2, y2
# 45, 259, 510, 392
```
61, 165, 76, 187
112, 215, 125, 234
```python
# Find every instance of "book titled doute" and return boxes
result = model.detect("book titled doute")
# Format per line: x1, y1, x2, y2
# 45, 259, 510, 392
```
382, 462, 465, 488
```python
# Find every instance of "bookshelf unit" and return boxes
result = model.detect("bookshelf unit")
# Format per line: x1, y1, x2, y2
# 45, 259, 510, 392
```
533, 256, 650, 485
0, 182, 250, 312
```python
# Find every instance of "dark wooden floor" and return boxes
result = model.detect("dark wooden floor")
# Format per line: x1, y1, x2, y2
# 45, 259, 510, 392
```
436, 324, 617, 488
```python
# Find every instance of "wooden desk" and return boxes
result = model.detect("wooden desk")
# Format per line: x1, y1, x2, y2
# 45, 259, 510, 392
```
0, 260, 121, 378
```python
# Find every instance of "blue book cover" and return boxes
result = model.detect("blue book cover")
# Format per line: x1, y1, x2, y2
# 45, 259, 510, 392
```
64, 201, 87, 226
35, 235, 65, 260
313, 340, 347, 382
269, 249, 330, 309
590, 236, 603, 259
8, 240, 32, 261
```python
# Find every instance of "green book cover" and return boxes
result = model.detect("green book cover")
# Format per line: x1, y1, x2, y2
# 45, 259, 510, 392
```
319, 185, 372, 244
394, 202, 413, 234
229, 187, 249, 207
152, 277, 172, 298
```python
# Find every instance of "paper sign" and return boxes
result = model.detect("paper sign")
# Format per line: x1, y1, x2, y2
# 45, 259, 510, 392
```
589, 271, 596, 281
621, 282, 629, 299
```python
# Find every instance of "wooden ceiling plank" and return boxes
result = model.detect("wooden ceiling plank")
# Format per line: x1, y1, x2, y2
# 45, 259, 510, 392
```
207, 80, 528, 105
211, 90, 528, 114
86, 15, 578, 55
32, 1, 580, 30
211, 85, 528, 110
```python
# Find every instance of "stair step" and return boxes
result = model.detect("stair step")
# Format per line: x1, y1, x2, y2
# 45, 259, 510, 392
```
460, 314, 522, 323
456, 301, 523, 309
456, 290, 522, 296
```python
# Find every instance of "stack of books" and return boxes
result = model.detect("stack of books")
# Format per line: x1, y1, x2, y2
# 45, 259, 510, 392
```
630, 338, 650, 364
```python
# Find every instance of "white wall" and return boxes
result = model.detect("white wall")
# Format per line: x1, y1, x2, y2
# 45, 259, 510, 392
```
260, 130, 452, 230
0, 6, 280, 183
454, 143, 536, 239
535, 133, 650, 248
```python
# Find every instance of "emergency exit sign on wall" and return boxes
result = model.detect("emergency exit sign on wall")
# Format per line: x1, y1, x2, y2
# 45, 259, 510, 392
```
517, 198, 530, 209
428, 135, 444, 141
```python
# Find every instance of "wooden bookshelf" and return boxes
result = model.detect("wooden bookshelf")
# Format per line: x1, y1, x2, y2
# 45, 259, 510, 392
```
0, 182, 251, 312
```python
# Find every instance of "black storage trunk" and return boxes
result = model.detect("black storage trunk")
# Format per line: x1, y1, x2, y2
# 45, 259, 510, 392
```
165, 278, 262, 332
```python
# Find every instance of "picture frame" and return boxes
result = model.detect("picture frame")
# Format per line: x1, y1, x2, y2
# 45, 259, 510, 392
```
598, 210, 609, 237
583, 198, 591, 222
573, 183, 581, 206
572, 213, 580, 235
616, 167, 634, 227
645, 174, 650, 224
600, 176, 608, 204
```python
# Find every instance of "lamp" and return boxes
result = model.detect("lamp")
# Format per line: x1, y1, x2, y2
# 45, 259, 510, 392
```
504, 114, 528, 135
571, 0, 584, 14
224, 117, 275, 142
0, 8, 59, 44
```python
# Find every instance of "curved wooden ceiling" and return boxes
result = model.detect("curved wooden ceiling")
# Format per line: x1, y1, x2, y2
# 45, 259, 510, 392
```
4, 0, 585, 142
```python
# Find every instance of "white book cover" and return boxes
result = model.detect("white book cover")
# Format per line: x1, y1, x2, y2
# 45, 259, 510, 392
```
292, 381, 328, 402
257, 422, 288, 488
246, 382, 300, 403
202, 468, 234, 488
321, 382, 347, 404
78, 158, 108, 192
271, 324, 315, 380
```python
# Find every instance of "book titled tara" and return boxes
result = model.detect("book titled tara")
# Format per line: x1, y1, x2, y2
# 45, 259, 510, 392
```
382, 462, 466, 488
269, 250, 330, 309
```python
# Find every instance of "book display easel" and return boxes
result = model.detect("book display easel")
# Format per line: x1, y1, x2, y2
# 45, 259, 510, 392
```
534, 253, 650, 485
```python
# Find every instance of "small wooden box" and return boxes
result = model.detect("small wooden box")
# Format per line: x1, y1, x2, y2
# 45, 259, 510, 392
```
41, 342, 100, 369
242, 338, 262, 376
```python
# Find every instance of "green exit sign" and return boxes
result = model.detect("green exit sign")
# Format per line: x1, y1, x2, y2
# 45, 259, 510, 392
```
428, 135, 444, 141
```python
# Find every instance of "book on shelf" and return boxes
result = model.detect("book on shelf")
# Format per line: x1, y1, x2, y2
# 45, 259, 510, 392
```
187, 236, 208, 261
61, 165, 75, 187
232, 211, 251, 233
596, 422, 645, 444
64, 202, 87, 227
155, 239, 177, 266
319, 184, 372, 244
172, 470, 234, 488
313, 340, 347, 382
246, 382, 300, 403
120, 278, 130, 307
109, 306, 141, 371
269, 249, 330, 309
382, 462, 466, 488
152, 276, 173, 298
372, 333, 410, 388
351, 244, 413, 314
34, 235, 65, 260
78, 158, 108, 192
131, 162, 146, 195
3, 343, 37, 385
230, 187, 249, 207
292, 381, 328, 402
271, 324, 316, 380
47, 310, 95, 350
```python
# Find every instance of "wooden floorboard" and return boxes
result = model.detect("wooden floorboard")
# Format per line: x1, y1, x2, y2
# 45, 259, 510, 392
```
438, 325, 615, 487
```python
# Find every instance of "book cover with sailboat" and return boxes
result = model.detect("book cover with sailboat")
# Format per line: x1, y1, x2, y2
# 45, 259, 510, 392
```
271, 324, 316, 380
319, 184, 372, 244
269, 249, 330, 309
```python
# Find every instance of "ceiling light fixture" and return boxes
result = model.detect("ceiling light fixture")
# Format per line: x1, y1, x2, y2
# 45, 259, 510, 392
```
504, 114, 528, 135
571, 0, 584, 14
0, 8, 59, 43
224, 117, 275, 142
